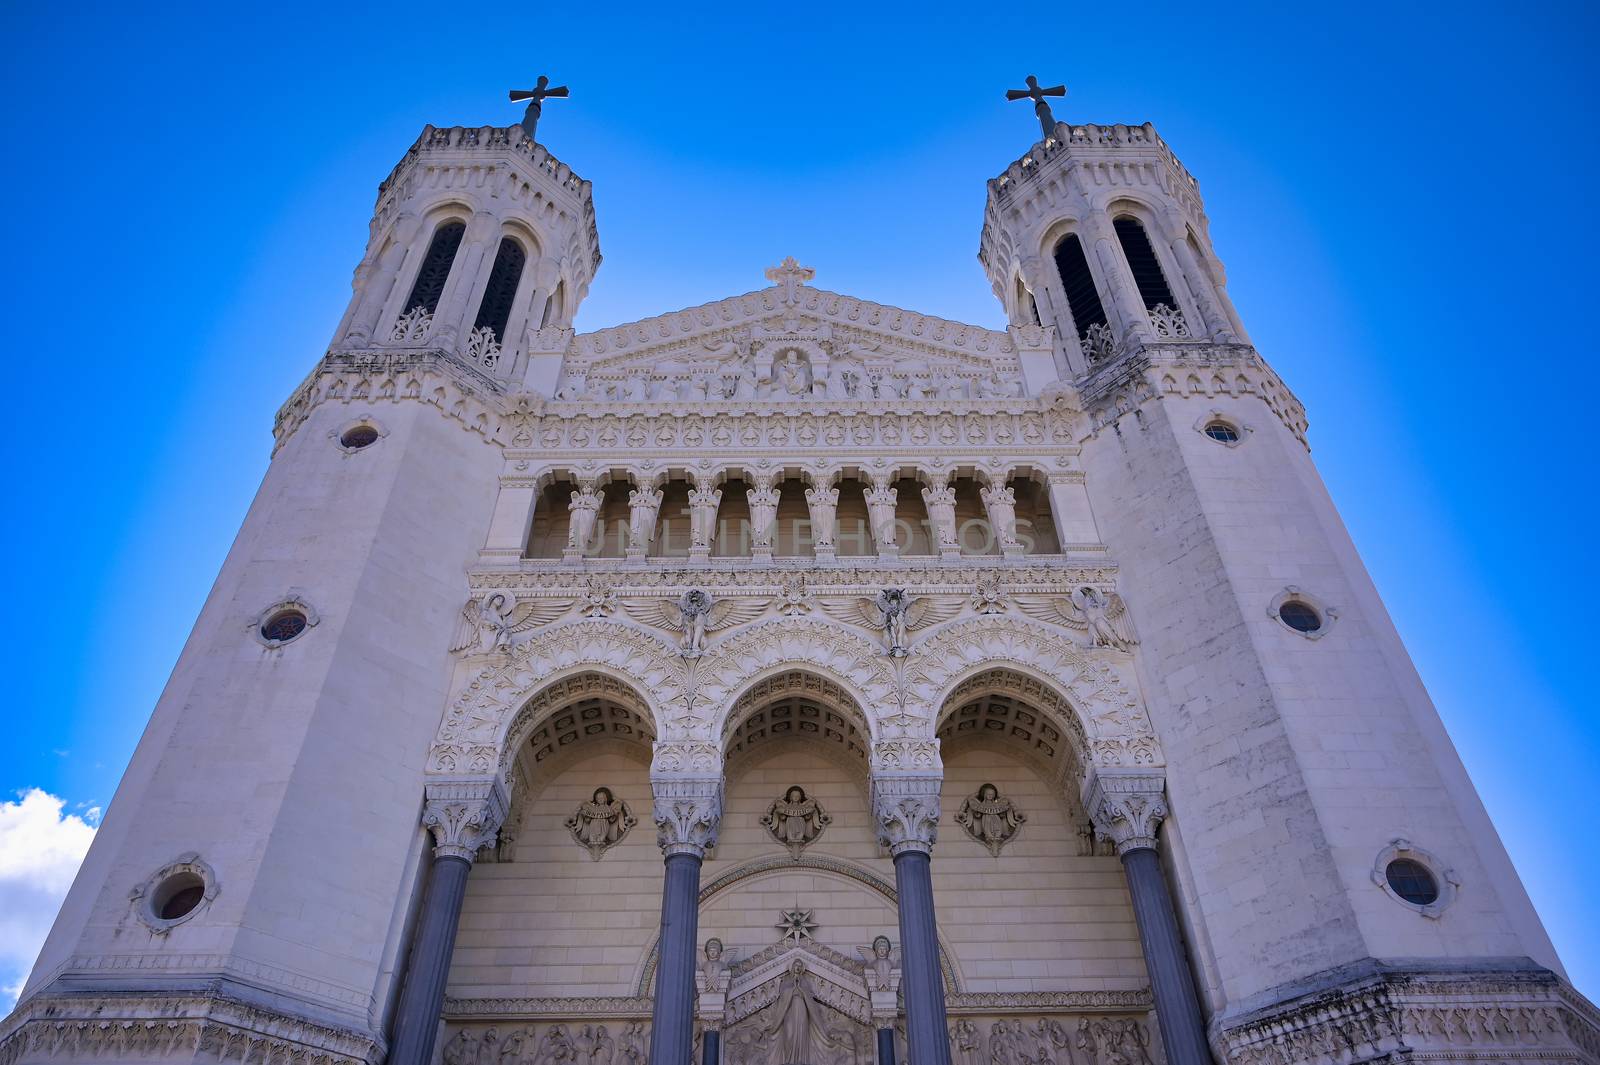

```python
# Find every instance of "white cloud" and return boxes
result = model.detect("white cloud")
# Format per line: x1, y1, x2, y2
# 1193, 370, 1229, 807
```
0, 789, 97, 1010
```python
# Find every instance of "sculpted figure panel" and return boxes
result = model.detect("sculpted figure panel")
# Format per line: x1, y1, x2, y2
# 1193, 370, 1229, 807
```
762, 786, 832, 858
954, 783, 1026, 857
566, 787, 638, 860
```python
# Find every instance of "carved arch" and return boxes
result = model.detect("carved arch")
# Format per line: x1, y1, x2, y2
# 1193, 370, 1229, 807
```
693, 618, 899, 744
427, 619, 685, 780
907, 617, 1163, 770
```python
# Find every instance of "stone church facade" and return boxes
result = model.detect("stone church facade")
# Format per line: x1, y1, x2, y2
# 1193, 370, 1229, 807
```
5, 98, 1597, 1065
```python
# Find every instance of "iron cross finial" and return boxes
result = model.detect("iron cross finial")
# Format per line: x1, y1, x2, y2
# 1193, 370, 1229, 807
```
1005, 74, 1067, 139
508, 75, 570, 143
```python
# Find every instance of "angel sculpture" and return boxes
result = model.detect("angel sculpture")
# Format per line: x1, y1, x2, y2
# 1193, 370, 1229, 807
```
624, 589, 766, 657
697, 937, 732, 995
762, 785, 831, 858
826, 588, 960, 656
857, 935, 900, 993
448, 592, 570, 656
565, 787, 637, 860
955, 783, 1027, 856
1018, 586, 1138, 653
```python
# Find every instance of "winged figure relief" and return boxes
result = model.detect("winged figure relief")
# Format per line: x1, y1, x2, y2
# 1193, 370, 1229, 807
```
448, 592, 572, 655
1017, 586, 1138, 652
820, 588, 962, 656
622, 589, 768, 657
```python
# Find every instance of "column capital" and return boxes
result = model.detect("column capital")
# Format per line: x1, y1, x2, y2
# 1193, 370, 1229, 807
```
1083, 770, 1168, 856
422, 780, 507, 862
871, 775, 942, 857
652, 777, 723, 859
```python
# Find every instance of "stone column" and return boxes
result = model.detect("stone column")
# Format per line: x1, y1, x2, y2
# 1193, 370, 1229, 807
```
389, 782, 506, 1065
1085, 772, 1212, 1065
687, 481, 722, 564
648, 778, 723, 1065
434, 211, 497, 348
920, 478, 961, 561
746, 473, 780, 564
626, 486, 664, 562
1161, 213, 1236, 343
343, 212, 420, 347
805, 482, 839, 563
1081, 212, 1154, 349
563, 481, 601, 564
979, 482, 1024, 559
872, 775, 951, 1065
864, 478, 899, 561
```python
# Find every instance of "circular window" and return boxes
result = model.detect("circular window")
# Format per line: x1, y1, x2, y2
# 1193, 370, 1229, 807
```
1277, 600, 1322, 633
1204, 421, 1240, 443
260, 609, 308, 644
1384, 858, 1440, 906
340, 424, 380, 450
152, 872, 206, 920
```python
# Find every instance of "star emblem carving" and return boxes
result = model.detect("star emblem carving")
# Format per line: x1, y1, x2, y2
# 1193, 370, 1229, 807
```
776, 908, 818, 944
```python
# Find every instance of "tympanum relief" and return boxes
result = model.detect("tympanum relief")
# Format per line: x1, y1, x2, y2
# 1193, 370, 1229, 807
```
566, 787, 638, 859
724, 960, 872, 1065
954, 783, 1027, 857
762, 786, 832, 858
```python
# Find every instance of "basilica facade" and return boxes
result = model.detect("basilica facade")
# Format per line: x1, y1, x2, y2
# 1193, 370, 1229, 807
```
6, 97, 1597, 1065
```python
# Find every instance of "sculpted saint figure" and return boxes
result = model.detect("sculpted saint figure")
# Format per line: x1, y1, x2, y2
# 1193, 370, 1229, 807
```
956, 783, 1027, 856
777, 353, 810, 396
857, 934, 898, 992
565, 787, 637, 859
627, 487, 663, 554
763, 960, 853, 1065
534, 1025, 575, 1065
762, 785, 832, 858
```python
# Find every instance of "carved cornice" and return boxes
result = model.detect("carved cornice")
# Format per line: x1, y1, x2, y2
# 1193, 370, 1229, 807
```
423, 779, 508, 861
0, 989, 381, 1065
1214, 964, 1600, 1065
466, 560, 1120, 595
650, 776, 722, 858
443, 995, 654, 1019
1082, 770, 1167, 855
871, 775, 942, 857
1077, 341, 1308, 447
946, 989, 1154, 1014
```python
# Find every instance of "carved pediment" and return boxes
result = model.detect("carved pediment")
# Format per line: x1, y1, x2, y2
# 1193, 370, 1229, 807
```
558, 270, 1026, 404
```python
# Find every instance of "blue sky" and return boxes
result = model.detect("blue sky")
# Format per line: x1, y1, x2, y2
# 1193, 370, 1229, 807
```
1, 0, 1595, 1003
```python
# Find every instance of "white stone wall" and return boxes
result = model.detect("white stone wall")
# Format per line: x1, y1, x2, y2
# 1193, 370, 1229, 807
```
1079, 387, 1561, 1013
23, 397, 503, 1030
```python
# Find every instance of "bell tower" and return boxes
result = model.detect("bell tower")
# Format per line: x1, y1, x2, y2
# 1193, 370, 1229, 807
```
330, 117, 601, 395
979, 86, 1574, 1059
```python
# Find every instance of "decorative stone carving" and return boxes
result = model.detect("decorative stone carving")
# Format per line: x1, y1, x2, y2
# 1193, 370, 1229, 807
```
565, 786, 638, 859
921, 480, 960, 554
652, 777, 722, 858
688, 483, 722, 558
390, 304, 433, 343
778, 573, 812, 615
625, 589, 766, 658
1147, 302, 1191, 338
871, 776, 941, 856
746, 476, 781, 556
566, 482, 602, 557
1082, 322, 1117, 365
775, 909, 820, 944
449, 591, 570, 655
1083, 772, 1167, 855
422, 780, 508, 861
863, 481, 898, 556
464, 324, 502, 369
762, 785, 832, 858
1018, 587, 1138, 652
580, 577, 618, 617
627, 486, 663, 556
979, 483, 1023, 555
804, 484, 840, 555
826, 588, 961, 657
857, 935, 899, 994
954, 782, 1027, 856
728, 959, 865, 1065
970, 574, 1008, 614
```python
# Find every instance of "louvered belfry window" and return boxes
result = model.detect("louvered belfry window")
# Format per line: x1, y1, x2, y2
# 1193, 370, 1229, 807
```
1052, 234, 1108, 339
403, 221, 466, 315
1113, 217, 1176, 310
473, 238, 527, 341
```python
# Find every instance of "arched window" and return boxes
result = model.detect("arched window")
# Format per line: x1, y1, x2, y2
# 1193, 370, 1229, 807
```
473, 238, 527, 342
1113, 217, 1176, 310
1052, 234, 1108, 340
403, 221, 466, 315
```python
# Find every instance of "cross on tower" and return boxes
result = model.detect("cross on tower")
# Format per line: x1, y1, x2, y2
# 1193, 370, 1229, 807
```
508, 75, 569, 143
1005, 75, 1067, 140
